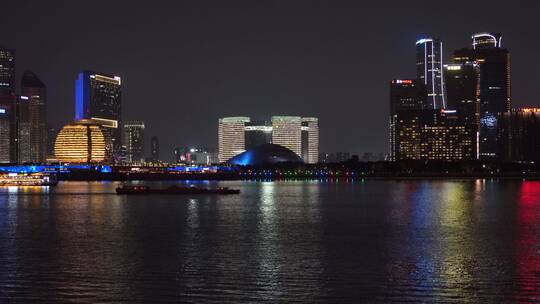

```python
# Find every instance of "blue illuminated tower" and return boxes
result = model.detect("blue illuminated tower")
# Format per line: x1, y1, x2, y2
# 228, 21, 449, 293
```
75, 71, 122, 154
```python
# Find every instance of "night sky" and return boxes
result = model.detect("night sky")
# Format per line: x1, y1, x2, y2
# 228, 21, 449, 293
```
1, 0, 538, 161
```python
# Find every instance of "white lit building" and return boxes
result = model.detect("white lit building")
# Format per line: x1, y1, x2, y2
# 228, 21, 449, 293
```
122, 121, 145, 164
218, 117, 251, 162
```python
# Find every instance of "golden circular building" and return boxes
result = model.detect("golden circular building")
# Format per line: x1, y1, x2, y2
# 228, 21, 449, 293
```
54, 120, 113, 163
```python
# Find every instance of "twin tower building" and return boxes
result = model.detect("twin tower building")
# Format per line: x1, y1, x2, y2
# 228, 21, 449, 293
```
390, 33, 511, 161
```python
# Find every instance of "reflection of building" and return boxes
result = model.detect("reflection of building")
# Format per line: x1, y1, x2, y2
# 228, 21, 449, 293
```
453, 33, 510, 159
19, 71, 47, 163
0, 47, 15, 95
395, 109, 475, 161
416, 38, 445, 109
501, 108, 540, 162
218, 116, 319, 163
75, 71, 122, 153
150, 136, 159, 162
54, 120, 112, 163
389, 79, 427, 161
122, 121, 145, 164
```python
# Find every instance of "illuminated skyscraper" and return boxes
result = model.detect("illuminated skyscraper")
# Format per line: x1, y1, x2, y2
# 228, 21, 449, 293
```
122, 121, 145, 164
271, 116, 302, 156
453, 32, 510, 159
301, 117, 319, 164
0, 95, 14, 163
501, 108, 540, 162
150, 136, 159, 162
389, 79, 427, 161
0, 47, 15, 95
416, 38, 445, 109
18, 71, 47, 163
218, 117, 250, 162
75, 71, 122, 154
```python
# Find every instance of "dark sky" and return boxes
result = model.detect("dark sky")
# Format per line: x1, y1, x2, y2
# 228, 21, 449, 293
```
1, 0, 539, 161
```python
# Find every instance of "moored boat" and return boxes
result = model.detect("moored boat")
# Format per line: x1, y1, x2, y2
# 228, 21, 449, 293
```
115, 185, 240, 195
0, 173, 58, 186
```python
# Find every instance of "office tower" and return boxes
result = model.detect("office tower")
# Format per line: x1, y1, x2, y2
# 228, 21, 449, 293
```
416, 38, 445, 109
75, 71, 122, 153
122, 121, 145, 164
301, 117, 319, 164
54, 120, 112, 163
395, 109, 475, 161
150, 136, 159, 162
46, 126, 58, 160
0, 96, 14, 163
500, 108, 540, 162
444, 63, 480, 159
218, 117, 250, 162
389, 79, 427, 161
19, 71, 47, 163
245, 120, 272, 150
0, 47, 15, 95
174, 147, 182, 163
453, 32, 510, 159
271, 116, 302, 156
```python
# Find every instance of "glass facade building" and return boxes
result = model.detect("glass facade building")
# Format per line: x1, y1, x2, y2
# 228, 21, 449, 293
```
122, 121, 145, 164
0, 47, 15, 95
19, 71, 47, 163
75, 71, 122, 154
416, 38, 445, 109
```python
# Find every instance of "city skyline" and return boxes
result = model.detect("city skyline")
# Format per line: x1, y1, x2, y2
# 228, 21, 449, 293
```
1, 1, 538, 161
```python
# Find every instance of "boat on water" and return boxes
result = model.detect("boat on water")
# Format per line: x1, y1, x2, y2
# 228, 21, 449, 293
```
115, 185, 240, 195
0, 173, 58, 186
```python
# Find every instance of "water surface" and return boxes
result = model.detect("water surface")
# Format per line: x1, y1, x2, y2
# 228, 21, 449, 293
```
0, 180, 539, 303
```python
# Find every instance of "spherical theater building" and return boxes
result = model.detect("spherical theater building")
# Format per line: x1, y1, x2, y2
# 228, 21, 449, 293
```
54, 120, 112, 163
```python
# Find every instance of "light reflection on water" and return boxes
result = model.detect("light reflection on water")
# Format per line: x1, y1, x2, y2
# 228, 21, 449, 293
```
0, 180, 539, 303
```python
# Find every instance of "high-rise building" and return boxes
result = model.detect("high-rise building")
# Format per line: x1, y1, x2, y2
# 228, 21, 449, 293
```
19, 71, 47, 163
416, 38, 445, 109
0, 47, 15, 95
453, 32, 510, 159
218, 116, 319, 163
150, 136, 159, 162
75, 71, 122, 154
122, 121, 145, 164
271, 116, 302, 156
54, 120, 112, 163
395, 109, 475, 161
46, 126, 58, 160
301, 117, 319, 164
218, 117, 250, 162
500, 108, 540, 162
0, 96, 14, 163
389, 79, 427, 161
443, 63, 480, 159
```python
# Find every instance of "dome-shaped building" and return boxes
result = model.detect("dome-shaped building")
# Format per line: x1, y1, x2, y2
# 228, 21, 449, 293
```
228, 143, 304, 166
54, 120, 112, 163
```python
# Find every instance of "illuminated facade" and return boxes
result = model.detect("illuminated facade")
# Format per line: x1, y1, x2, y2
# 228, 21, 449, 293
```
122, 121, 145, 164
301, 117, 319, 164
389, 79, 427, 161
0, 96, 13, 163
271, 116, 302, 157
75, 71, 122, 153
54, 120, 112, 163
0, 47, 15, 95
218, 117, 251, 162
395, 110, 475, 161
453, 32, 510, 159
416, 38, 445, 109
218, 116, 319, 163
501, 108, 540, 162
18, 71, 47, 163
